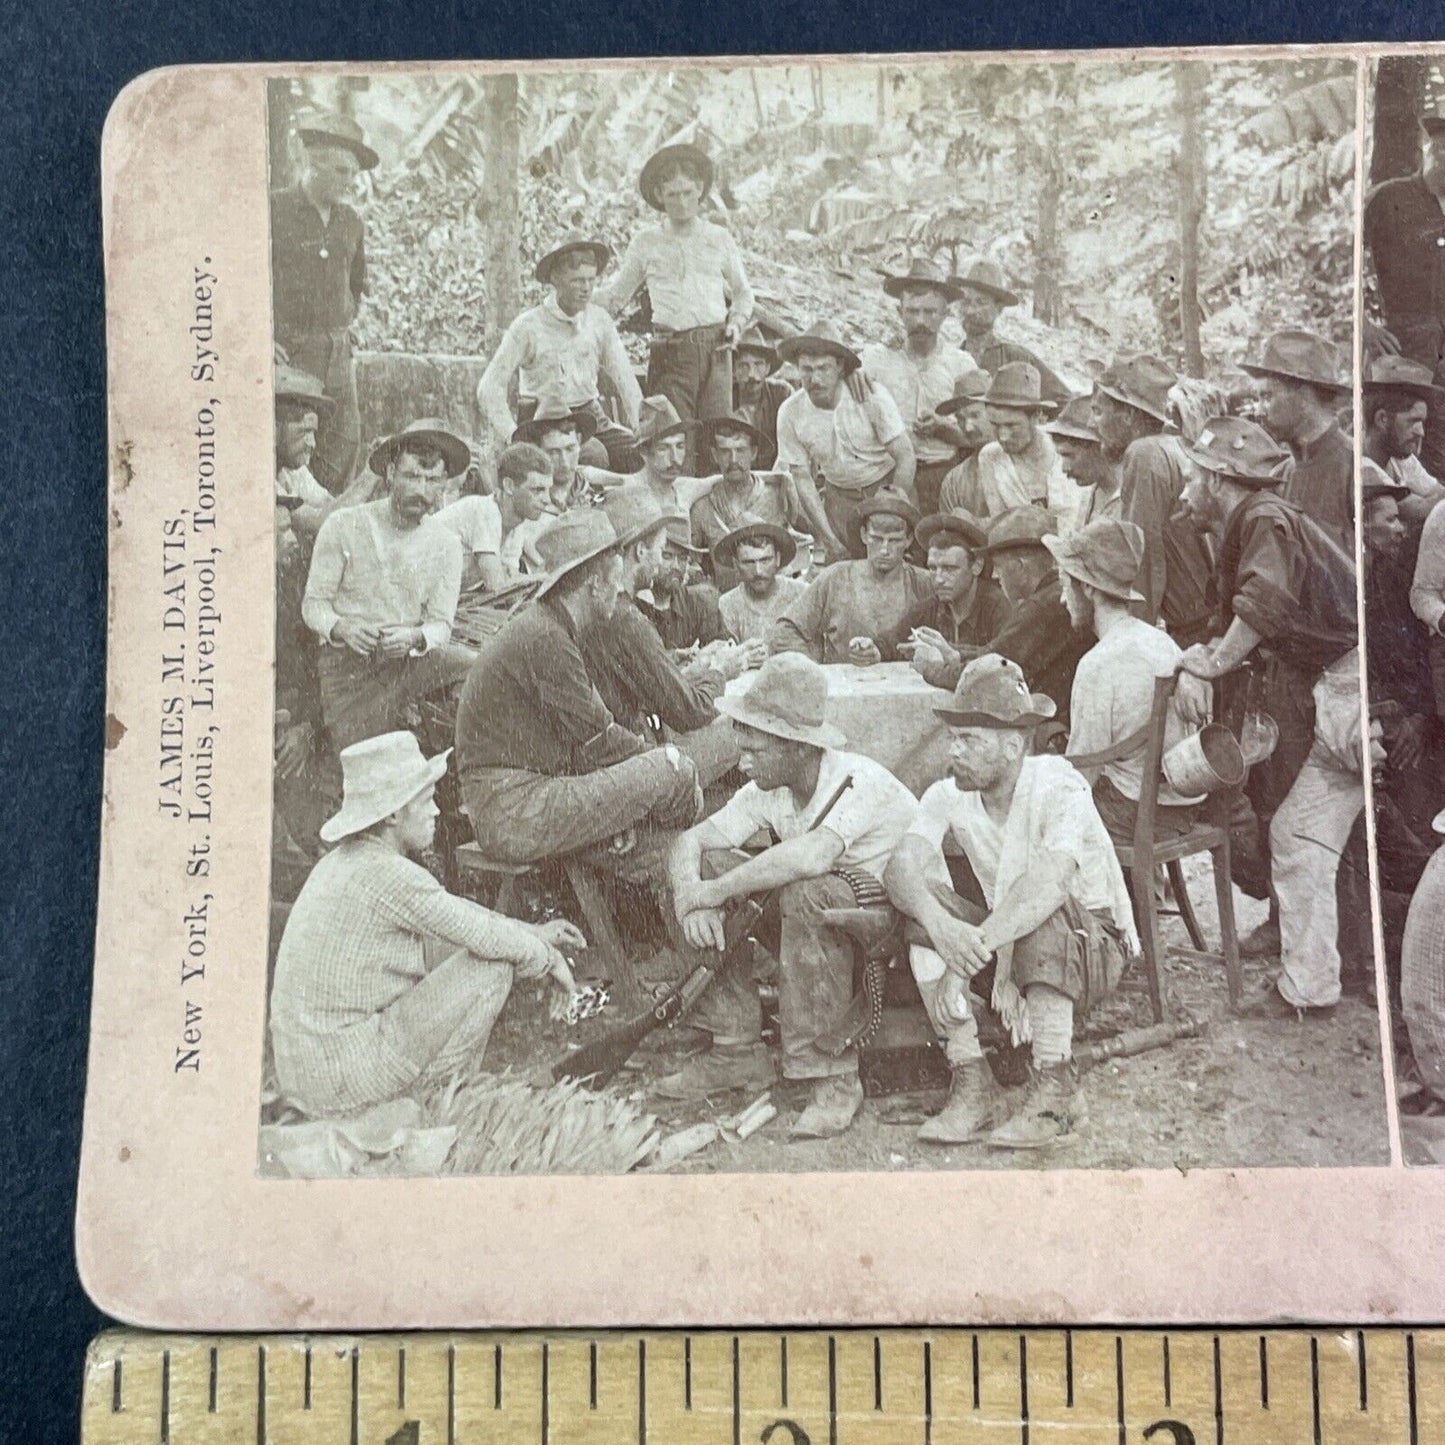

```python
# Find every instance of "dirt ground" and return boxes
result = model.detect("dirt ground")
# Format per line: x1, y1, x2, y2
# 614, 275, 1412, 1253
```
487, 855, 1393, 1174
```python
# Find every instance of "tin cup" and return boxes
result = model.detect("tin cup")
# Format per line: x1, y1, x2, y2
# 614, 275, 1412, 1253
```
1161, 723, 1246, 796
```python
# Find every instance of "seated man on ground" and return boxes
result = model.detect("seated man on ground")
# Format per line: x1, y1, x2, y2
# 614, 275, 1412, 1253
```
884, 655, 1136, 1149
433, 441, 555, 591
715, 521, 808, 644
513, 402, 632, 516
269, 731, 583, 1119
900, 512, 1010, 689
769, 490, 932, 666
1050, 518, 1204, 841
454, 507, 703, 868
274, 363, 377, 542
637, 514, 733, 655
665, 654, 920, 1139
302, 420, 474, 753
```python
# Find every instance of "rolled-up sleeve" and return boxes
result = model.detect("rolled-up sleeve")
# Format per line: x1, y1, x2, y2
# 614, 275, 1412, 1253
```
301, 511, 347, 642
419, 533, 464, 651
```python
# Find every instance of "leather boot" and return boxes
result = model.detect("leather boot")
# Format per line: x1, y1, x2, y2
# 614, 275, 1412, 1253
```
1240, 912, 1281, 959
985, 1061, 1083, 1150
916, 1059, 1002, 1145
652, 1043, 775, 1101
789, 1073, 864, 1139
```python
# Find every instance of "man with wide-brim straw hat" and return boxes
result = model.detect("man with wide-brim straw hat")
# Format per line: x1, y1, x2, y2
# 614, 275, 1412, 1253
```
900, 513, 1010, 691
1363, 354, 1445, 529
730, 324, 792, 468
478, 227, 642, 473
884, 651, 1135, 1149
770, 488, 931, 667
1173, 415, 1362, 1015
689, 413, 803, 586
1240, 328, 1353, 545
268, 730, 585, 1120
663, 653, 919, 1137
959, 363, 1080, 536
949, 257, 1070, 405
1048, 518, 1207, 845
303, 419, 475, 754
1089, 352, 1213, 642
455, 504, 705, 871
711, 519, 807, 644
274, 362, 349, 531
271, 112, 379, 491
1043, 394, 1118, 528
774, 319, 917, 559
861, 258, 982, 515
602, 139, 754, 464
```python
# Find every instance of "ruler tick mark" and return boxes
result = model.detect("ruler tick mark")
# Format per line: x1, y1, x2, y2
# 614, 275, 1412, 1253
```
733, 1335, 742, 1445
303, 1345, 312, 1411
1258, 1335, 1268, 1410
208, 1346, 218, 1413
1357, 1329, 1368, 1411
972, 1334, 981, 1410
828, 1335, 838, 1445
684, 1337, 692, 1411
399, 1346, 407, 1410
780, 1336, 789, 1407
1019, 1334, 1030, 1445
160, 1349, 170, 1443
1310, 1336, 1321, 1445
924, 1340, 933, 1445
638, 1339, 647, 1445
1162, 1335, 1172, 1407
257, 1345, 267, 1445
495, 1342, 503, 1409
350, 1346, 360, 1445
590, 1341, 599, 1410
1065, 1330, 1074, 1408
1212, 1335, 1222, 1445
1114, 1336, 1125, 1445
1408, 1332, 1419, 1445
111, 1358, 122, 1413
448, 1343, 456, 1445
542, 1342, 550, 1445
874, 1335, 883, 1411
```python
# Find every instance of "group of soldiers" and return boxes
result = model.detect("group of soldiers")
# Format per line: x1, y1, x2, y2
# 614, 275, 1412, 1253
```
267, 111, 1366, 1155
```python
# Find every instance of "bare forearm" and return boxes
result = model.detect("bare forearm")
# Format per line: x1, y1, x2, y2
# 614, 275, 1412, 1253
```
884, 836, 953, 931
697, 833, 841, 907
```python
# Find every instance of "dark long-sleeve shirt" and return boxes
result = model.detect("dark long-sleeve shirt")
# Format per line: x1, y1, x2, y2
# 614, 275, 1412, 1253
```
987, 564, 1091, 726
455, 598, 648, 784
1282, 421, 1354, 547
270, 185, 366, 341
1118, 433, 1213, 640
581, 596, 725, 739
1215, 493, 1357, 680
1367, 553, 1433, 717
905, 579, 1012, 689
635, 582, 728, 653
1364, 173, 1445, 368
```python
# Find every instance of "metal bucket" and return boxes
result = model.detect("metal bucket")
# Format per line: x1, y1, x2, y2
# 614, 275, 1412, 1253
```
1161, 723, 1246, 795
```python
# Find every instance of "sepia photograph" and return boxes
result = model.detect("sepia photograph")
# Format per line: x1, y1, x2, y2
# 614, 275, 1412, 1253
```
258, 52, 1388, 1182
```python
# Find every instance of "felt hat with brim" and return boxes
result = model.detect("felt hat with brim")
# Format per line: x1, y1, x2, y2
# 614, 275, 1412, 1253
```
984, 362, 1057, 415
916, 512, 989, 554
950, 258, 1020, 307
934, 653, 1057, 730
602, 484, 672, 550
716, 653, 847, 749
699, 413, 768, 454
880, 257, 955, 299
1241, 329, 1349, 394
1363, 354, 1445, 406
534, 233, 612, 285
1043, 518, 1147, 603
635, 395, 693, 448
1043, 394, 1099, 443
935, 367, 993, 417
274, 363, 335, 417
368, 418, 472, 480
320, 731, 449, 844
533, 508, 622, 597
1181, 416, 1292, 489
663, 514, 707, 554
1361, 461, 1412, 505
777, 319, 862, 374
979, 505, 1056, 556
296, 112, 379, 171
734, 325, 781, 372
847, 489, 921, 556
512, 401, 598, 445
711, 519, 798, 571
639, 142, 714, 210
1094, 353, 1177, 426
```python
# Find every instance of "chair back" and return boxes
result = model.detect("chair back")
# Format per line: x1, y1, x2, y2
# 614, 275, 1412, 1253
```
1130, 671, 1178, 862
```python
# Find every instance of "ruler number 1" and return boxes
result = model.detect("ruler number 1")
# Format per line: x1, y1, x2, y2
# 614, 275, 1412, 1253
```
385, 1426, 420, 1445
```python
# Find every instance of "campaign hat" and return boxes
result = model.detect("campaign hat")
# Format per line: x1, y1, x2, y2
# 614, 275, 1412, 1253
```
274, 363, 335, 417
711, 519, 798, 572
296, 111, 379, 171
1363, 354, 1445, 407
1181, 416, 1292, 489
512, 401, 598, 445
716, 653, 847, 749
533, 508, 623, 598
949, 258, 1020, 306
635, 395, 693, 448
534, 232, 612, 285
935, 367, 993, 418
847, 488, 921, 556
1094, 353, 1177, 426
734, 325, 781, 373
915, 512, 989, 555
367, 418, 472, 480
320, 732, 449, 844
639, 143, 714, 210
602, 483, 672, 549
1043, 518, 1148, 603
979, 506, 1056, 556
1042, 394, 1100, 443
699, 413, 768, 455
880, 257, 956, 300
777, 319, 862, 374
934, 653, 1057, 730
1241, 329, 1349, 394
984, 362, 1056, 415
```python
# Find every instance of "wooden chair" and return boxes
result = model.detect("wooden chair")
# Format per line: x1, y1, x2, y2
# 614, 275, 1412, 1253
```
1113, 672, 1242, 1023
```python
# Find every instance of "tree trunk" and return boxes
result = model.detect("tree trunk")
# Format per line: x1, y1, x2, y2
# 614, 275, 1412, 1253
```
1033, 128, 1063, 326
1372, 55, 1426, 187
1174, 60, 1207, 377
480, 73, 522, 355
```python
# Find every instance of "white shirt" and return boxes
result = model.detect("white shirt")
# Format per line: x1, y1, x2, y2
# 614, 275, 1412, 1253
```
432, 494, 547, 579
1412, 497, 1445, 634
604, 219, 754, 332
860, 340, 976, 464
718, 576, 807, 642
707, 748, 918, 882
276, 463, 331, 508
775, 385, 906, 491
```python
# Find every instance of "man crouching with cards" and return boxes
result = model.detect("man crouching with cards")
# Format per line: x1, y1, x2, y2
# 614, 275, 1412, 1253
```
664, 655, 918, 1139
886, 655, 1138, 1150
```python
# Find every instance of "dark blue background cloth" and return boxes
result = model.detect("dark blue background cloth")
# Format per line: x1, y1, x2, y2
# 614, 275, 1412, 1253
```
0, 2, 1433, 1437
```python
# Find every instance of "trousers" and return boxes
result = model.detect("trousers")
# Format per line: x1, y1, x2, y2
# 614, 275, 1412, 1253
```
461, 749, 701, 866
684, 851, 862, 1082
317, 642, 476, 754
913, 456, 958, 516
647, 326, 733, 466
821, 475, 894, 547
